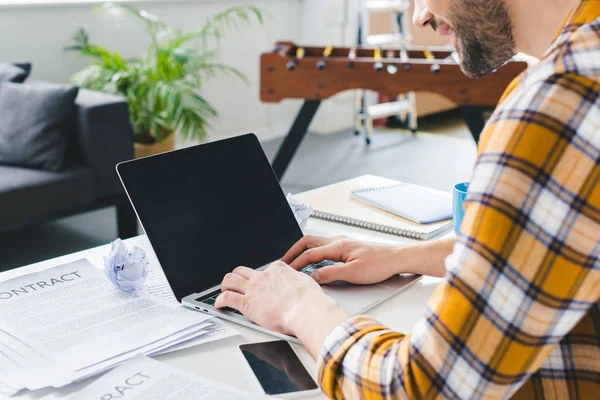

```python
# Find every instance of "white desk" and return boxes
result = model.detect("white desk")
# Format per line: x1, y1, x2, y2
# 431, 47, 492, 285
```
8, 179, 446, 399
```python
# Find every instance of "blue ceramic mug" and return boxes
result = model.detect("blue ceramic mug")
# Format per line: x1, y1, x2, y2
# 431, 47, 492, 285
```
453, 182, 469, 235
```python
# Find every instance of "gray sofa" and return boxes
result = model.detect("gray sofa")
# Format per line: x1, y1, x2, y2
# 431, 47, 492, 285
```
0, 87, 137, 238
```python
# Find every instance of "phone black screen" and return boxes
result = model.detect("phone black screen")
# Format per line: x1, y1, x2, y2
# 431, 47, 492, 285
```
240, 341, 318, 395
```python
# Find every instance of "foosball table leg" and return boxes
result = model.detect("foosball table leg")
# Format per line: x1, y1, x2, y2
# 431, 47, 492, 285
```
407, 92, 418, 134
406, 113, 417, 134
459, 106, 486, 144
354, 90, 366, 137
272, 100, 322, 180
365, 117, 374, 145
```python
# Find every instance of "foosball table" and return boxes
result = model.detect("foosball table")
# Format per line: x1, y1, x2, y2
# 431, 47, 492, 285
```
261, 41, 527, 180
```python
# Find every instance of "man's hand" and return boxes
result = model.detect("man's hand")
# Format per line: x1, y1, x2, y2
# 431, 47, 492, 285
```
283, 235, 454, 283
215, 261, 349, 338
216, 237, 453, 359
282, 235, 406, 285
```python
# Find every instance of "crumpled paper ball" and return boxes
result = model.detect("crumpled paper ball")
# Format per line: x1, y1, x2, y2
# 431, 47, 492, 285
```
286, 193, 313, 228
103, 239, 149, 291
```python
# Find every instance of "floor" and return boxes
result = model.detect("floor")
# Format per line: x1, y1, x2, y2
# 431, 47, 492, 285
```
0, 114, 477, 272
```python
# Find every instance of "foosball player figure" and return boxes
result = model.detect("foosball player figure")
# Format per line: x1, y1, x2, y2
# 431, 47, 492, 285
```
287, 47, 305, 71
348, 47, 357, 69
373, 48, 384, 72
423, 50, 441, 74
317, 45, 334, 70
385, 50, 398, 74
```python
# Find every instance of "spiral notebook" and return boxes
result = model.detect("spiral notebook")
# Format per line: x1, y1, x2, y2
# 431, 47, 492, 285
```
296, 177, 453, 241
351, 183, 452, 224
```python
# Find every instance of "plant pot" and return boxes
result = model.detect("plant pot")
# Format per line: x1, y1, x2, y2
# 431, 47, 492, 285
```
134, 132, 175, 159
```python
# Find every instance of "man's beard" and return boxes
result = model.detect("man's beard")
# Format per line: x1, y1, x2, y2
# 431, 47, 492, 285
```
449, 0, 516, 78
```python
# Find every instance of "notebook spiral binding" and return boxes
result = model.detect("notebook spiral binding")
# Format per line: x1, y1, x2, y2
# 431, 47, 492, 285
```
350, 182, 407, 194
311, 209, 426, 241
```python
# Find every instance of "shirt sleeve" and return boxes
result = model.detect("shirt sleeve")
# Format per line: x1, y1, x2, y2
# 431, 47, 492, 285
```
317, 72, 600, 399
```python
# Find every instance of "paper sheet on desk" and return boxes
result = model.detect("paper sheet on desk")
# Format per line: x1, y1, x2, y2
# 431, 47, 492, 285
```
65, 321, 214, 381
0, 257, 238, 395
0, 379, 19, 398
149, 318, 239, 356
65, 355, 270, 400
0, 260, 212, 372
10, 324, 238, 400
138, 258, 241, 352
0, 259, 216, 394
23, 321, 221, 393
143, 265, 184, 305
0, 330, 74, 390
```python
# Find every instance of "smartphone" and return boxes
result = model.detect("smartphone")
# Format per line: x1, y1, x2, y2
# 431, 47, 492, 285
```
239, 340, 320, 398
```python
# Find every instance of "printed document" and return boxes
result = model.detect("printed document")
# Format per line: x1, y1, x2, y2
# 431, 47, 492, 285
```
0, 260, 211, 372
67, 355, 270, 400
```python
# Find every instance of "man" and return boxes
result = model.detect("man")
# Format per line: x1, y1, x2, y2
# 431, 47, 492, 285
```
217, 0, 600, 398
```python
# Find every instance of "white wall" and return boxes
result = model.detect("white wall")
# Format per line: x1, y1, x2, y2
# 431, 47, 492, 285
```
0, 0, 357, 143
0, 0, 300, 143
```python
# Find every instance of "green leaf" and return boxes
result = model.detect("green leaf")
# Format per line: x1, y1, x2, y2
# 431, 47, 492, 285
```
67, 3, 261, 143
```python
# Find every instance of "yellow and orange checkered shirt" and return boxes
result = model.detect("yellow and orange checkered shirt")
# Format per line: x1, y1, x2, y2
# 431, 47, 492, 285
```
317, 1, 600, 399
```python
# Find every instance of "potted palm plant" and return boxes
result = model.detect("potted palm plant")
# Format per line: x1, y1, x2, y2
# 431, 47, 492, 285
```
67, 2, 262, 158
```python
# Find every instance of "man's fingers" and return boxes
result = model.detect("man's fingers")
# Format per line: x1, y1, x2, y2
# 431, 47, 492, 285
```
311, 262, 357, 285
289, 243, 344, 270
281, 235, 331, 264
215, 290, 245, 311
232, 266, 255, 280
221, 273, 248, 294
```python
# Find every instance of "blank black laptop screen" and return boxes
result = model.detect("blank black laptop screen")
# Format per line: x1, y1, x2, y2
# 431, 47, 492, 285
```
117, 134, 303, 302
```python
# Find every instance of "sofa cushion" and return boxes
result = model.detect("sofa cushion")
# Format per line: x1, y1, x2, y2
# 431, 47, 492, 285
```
0, 164, 94, 231
0, 63, 29, 83
0, 82, 79, 172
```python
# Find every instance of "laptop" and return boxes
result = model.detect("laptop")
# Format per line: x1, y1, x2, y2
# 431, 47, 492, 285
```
116, 134, 421, 342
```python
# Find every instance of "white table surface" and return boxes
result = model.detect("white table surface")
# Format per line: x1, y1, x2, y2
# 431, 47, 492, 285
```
7, 176, 447, 399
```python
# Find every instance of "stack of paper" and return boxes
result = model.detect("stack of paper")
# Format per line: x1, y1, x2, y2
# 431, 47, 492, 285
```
0, 259, 237, 397
40, 355, 270, 400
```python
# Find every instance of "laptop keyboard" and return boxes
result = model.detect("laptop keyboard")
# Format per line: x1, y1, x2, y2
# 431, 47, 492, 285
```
195, 291, 243, 315
300, 260, 336, 275
195, 260, 337, 316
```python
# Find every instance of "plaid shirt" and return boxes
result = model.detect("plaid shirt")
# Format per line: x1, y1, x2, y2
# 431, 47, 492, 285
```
317, 1, 600, 399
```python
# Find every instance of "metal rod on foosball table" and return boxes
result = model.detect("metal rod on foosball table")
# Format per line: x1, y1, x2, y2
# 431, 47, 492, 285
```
272, 100, 322, 180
